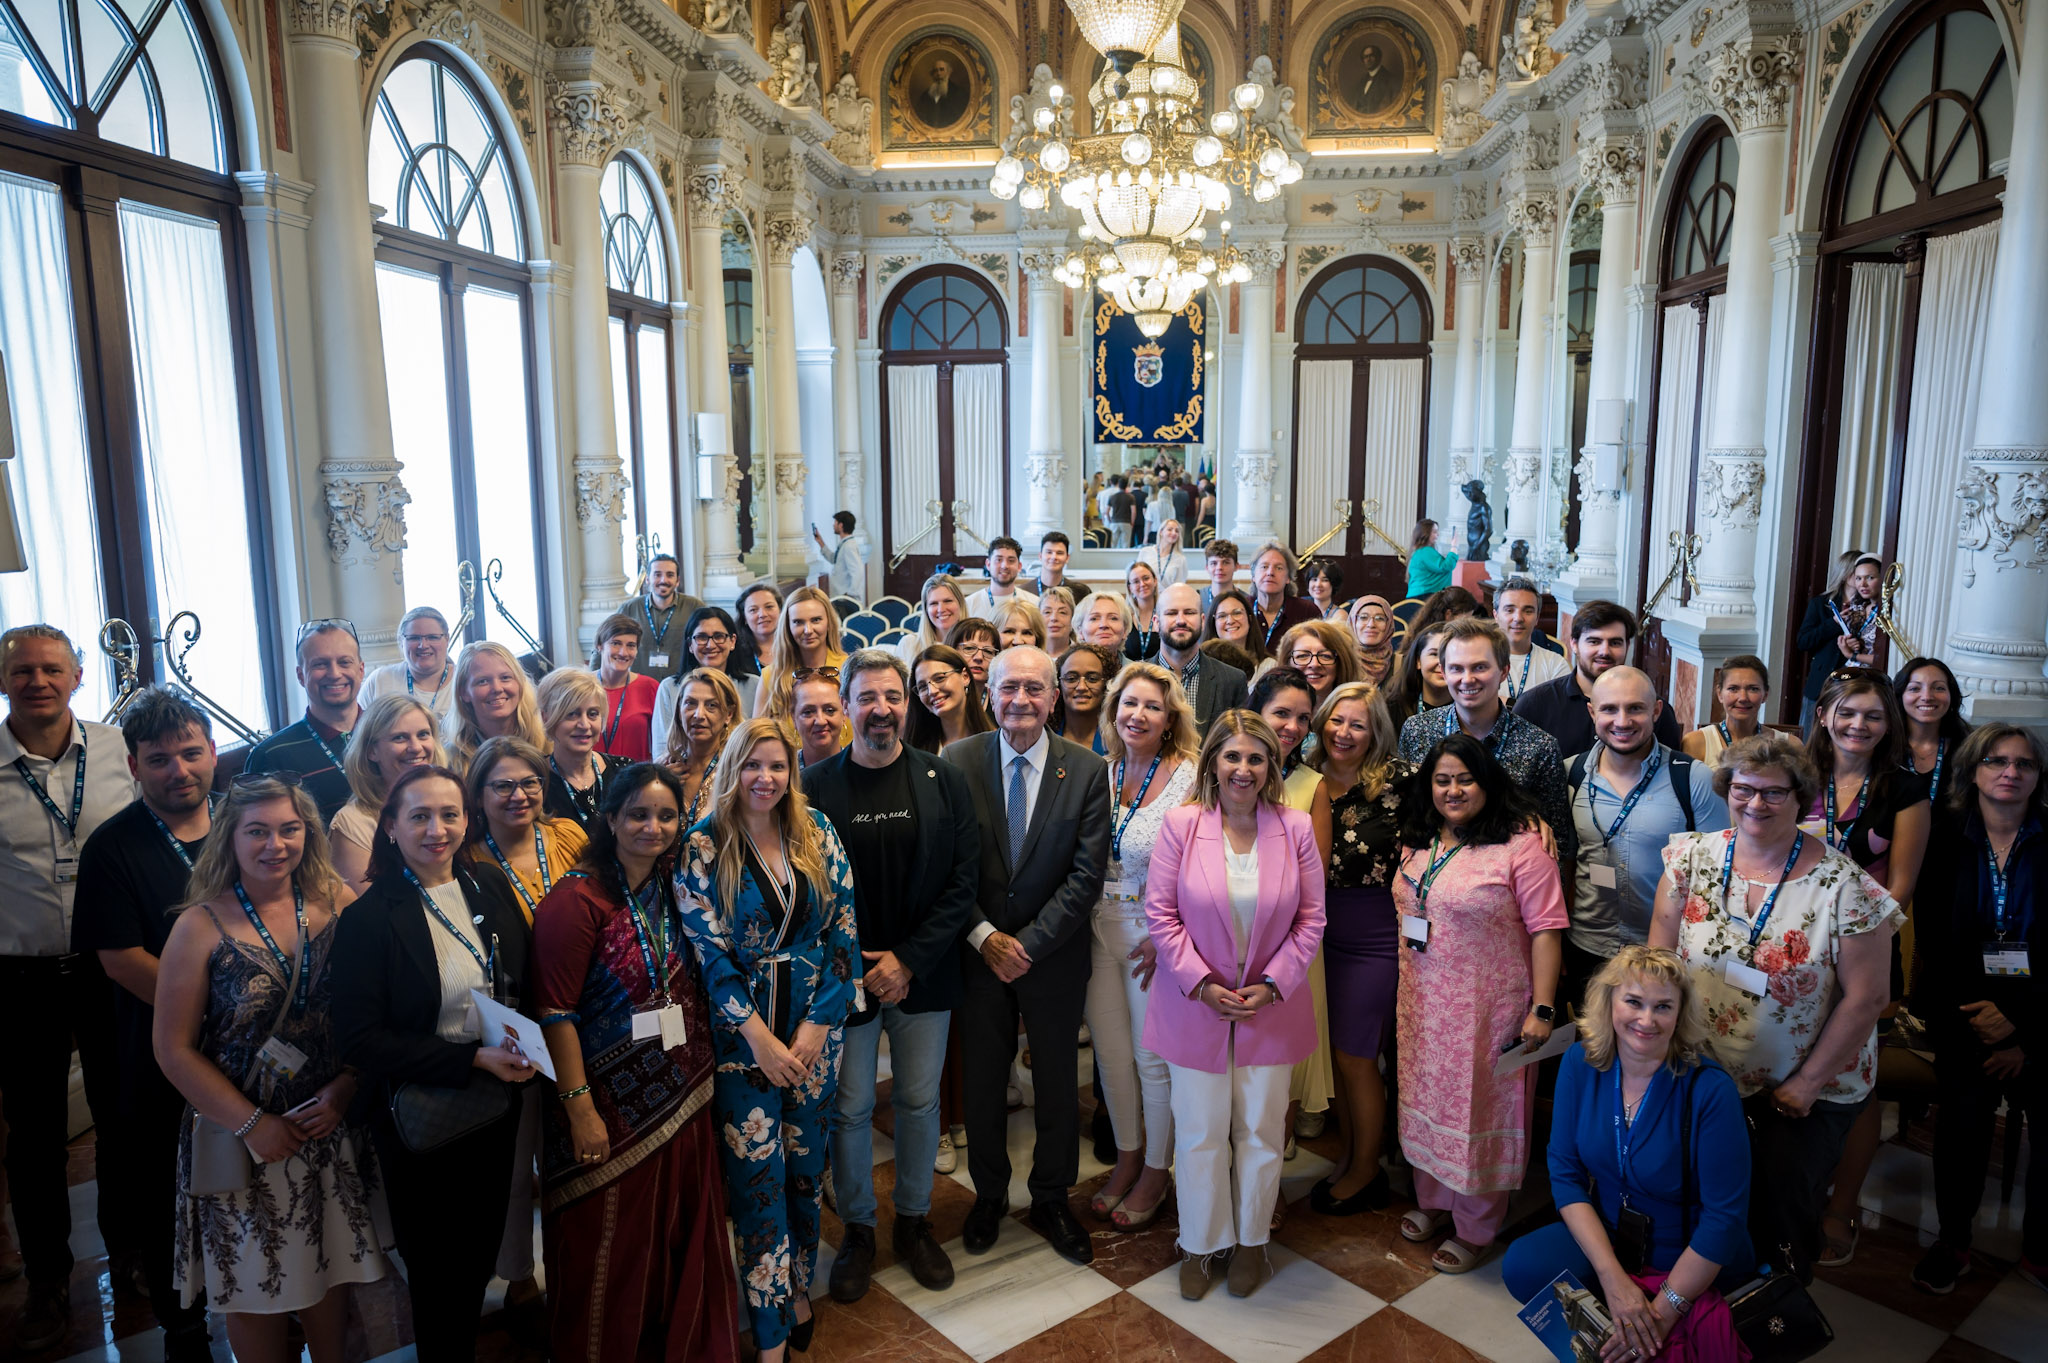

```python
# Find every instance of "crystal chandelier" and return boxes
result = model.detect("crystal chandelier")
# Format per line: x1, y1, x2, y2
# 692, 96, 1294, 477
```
1052, 218, 1255, 339
990, 5, 1302, 334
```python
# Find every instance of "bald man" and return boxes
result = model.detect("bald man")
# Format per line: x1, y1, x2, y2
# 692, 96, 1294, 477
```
1561, 666, 1729, 1009
1154, 583, 1248, 736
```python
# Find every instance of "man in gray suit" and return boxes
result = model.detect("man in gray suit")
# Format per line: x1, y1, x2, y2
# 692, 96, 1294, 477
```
951, 645, 1111, 1266
1154, 583, 1249, 736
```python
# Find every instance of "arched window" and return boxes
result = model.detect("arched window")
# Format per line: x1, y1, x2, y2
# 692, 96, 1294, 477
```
602, 157, 676, 578
1297, 261, 1428, 348
885, 270, 1005, 352
370, 49, 546, 648
1665, 132, 1738, 287
1, 0, 272, 725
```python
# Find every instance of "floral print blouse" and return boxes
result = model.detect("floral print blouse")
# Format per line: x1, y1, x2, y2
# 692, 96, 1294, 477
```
1327, 760, 1412, 891
1662, 829, 1903, 1102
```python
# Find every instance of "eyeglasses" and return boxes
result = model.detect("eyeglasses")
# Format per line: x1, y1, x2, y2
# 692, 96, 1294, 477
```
914, 669, 960, 695
295, 618, 358, 646
793, 667, 841, 682
959, 643, 996, 660
1060, 671, 1105, 687
997, 681, 1051, 698
232, 769, 303, 789
1728, 783, 1795, 807
486, 777, 545, 798
1292, 651, 1338, 666
692, 632, 734, 646
401, 631, 447, 645
1980, 755, 2042, 774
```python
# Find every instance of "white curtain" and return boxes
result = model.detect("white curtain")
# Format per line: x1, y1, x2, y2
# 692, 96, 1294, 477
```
952, 363, 1004, 553
1361, 358, 1424, 556
1643, 298, 1725, 617
1831, 262, 1906, 557
887, 364, 941, 560
1893, 221, 2002, 661
1294, 359, 1353, 550
117, 200, 266, 727
0, 170, 109, 716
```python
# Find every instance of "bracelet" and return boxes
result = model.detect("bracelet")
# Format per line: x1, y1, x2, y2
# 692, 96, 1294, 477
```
233, 1108, 264, 1138
558, 1084, 593, 1102
1659, 1284, 1693, 1317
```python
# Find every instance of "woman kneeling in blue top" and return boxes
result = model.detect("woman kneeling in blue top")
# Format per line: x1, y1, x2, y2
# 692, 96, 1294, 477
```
1503, 946, 1752, 1361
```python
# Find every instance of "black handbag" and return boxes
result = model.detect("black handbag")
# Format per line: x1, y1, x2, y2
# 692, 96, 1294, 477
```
389, 1071, 511, 1154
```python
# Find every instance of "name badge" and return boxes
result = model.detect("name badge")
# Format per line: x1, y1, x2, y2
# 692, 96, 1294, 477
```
648, 653, 671, 669
1103, 879, 1140, 904
1588, 862, 1618, 890
53, 851, 79, 884
1983, 943, 2032, 977
1723, 958, 1770, 998
256, 1036, 309, 1082
633, 1004, 687, 1047
1400, 914, 1430, 950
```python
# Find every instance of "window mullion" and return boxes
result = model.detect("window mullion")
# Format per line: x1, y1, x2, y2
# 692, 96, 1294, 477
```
442, 263, 485, 578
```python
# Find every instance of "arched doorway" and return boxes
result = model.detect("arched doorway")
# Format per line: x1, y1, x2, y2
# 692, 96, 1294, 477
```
1635, 123, 1737, 696
1785, 0, 2012, 704
877, 265, 1010, 600
1289, 256, 1433, 603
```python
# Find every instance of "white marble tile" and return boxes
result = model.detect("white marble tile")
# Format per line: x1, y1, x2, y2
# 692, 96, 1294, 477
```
1807, 1277, 1947, 1363
1955, 1269, 2048, 1361
1391, 1254, 1557, 1363
1127, 1243, 1384, 1363
1856, 1142, 2027, 1261
945, 1103, 1111, 1207
872, 1229, 1118, 1361
1278, 1144, 1336, 1205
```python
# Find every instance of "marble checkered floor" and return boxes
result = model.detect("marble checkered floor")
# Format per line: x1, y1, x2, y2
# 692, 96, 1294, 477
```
4, 1046, 2042, 1361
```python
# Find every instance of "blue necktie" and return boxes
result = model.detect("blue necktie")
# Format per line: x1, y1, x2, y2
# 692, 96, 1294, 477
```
1007, 753, 1029, 866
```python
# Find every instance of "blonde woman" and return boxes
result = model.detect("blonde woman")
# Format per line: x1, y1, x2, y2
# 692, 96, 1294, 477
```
1087, 662, 1200, 1233
331, 695, 445, 890
1041, 586, 1077, 657
156, 776, 388, 1362
1079, 590, 1135, 657
757, 587, 848, 723
444, 641, 546, 775
678, 719, 859, 1362
659, 666, 744, 826
990, 597, 1048, 652
1503, 947, 1752, 1360
537, 668, 611, 833
895, 575, 971, 668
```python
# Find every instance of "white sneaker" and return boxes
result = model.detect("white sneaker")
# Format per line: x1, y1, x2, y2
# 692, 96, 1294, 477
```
934, 1133, 958, 1174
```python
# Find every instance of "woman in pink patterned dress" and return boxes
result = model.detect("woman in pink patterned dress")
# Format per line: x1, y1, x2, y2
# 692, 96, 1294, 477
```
1392, 732, 1568, 1273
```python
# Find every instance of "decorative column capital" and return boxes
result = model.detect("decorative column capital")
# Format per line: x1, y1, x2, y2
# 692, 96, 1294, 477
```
1696, 450, 1768, 539
762, 213, 811, 266
1026, 453, 1067, 488
573, 460, 629, 527
774, 456, 807, 499
684, 166, 729, 220
829, 252, 863, 294
1580, 55, 1645, 117
1019, 249, 1067, 283
1452, 237, 1487, 277
1239, 243, 1287, 288
548, 81, 631, 168
1235, 451, 1276, 492
321, 461, 409, 566
288, 0, 388, 42
1505, 193, 1557, 250
1578, 136, 1644, 206
1706, 39, 1802, 133
544, 0, 618, 49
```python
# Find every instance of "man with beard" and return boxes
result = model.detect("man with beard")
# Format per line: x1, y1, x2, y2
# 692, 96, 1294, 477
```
243, 619, 362, 822
1562, 666, 1726, 1009
73, 687, 221, 1361
1154, 583, 1247, 736
951, 646, 1110, 1265
1492, 576, 1570, 703
1513, 600, 1682, 756
965, 537, 1039, 620
617, 553, 707, 685
792, 671, 848, 770
808, 650, 980, 1303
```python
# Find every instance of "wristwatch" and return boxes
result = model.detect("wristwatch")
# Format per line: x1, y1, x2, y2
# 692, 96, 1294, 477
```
1660, 1284, 1693, 1316
1532, 1003, 1555, 1023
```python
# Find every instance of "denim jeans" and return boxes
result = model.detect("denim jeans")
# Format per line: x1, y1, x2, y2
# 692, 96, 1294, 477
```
832, 1005, 952, 1227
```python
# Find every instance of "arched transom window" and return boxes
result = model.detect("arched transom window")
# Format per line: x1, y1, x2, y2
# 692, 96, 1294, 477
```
1296, 262, 1427, 347
886, 270, 1005, 351
1666, 129, 1738, 285
602, 157, 668, 303
369, 53, 525, 260
0, 0, 225, 171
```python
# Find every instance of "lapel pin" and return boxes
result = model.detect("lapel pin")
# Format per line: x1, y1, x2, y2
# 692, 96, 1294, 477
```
1055, 768, 1065, 779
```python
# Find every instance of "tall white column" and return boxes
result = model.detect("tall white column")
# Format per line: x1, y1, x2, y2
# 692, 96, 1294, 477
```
1230, 241, 1287, 544
686, 167, 744, 592
1447, 236, 1487, 535
1562, 135, 1644, 598
1019, 241, 1068, 540
1945, 6, 2048, 720
1691, 39, 1798, 626
1500, 193, 1556, 574
287, 1, 405, 652
829, 252, 865, 534
548, 82, 631, 647
763, 213, 811, 570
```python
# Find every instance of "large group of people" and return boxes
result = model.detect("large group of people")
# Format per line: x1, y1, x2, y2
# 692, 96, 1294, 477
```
0, 528, 2038, 1361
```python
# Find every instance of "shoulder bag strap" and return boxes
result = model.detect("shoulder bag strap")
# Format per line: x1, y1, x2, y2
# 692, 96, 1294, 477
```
1668, 754, 1697, 833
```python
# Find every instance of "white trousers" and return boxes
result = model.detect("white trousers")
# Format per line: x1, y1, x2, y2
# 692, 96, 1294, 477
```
1085, 906, 1174, 1167
1167, 1056, 1291, 1255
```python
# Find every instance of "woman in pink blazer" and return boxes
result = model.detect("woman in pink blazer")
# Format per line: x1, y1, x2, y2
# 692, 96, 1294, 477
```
1143, 710, 1327, 1303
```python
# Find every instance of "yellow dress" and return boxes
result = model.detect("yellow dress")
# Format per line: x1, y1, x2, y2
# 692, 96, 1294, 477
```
1284, 764, 1335, 1116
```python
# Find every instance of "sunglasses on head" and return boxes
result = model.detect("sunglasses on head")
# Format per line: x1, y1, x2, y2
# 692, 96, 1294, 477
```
794, 667, 842, 682
231, 769, 303, 789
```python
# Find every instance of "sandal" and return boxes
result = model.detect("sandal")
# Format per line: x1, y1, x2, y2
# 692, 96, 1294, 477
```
1818, 1212, 1860, 1268
1112, 1180, 1170, 1231
1400, 1208, 1453, 1243
1432, 1236, 1491, 1274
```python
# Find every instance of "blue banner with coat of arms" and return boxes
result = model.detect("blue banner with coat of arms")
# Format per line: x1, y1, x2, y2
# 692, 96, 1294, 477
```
1092, 293, 1205, 446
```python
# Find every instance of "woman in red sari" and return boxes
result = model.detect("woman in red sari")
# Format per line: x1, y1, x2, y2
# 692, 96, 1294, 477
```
534, 761, 741, 1362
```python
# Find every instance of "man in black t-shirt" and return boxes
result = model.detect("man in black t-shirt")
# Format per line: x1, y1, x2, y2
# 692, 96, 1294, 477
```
806, 650, 979, 1306
73, 687, 218, 1361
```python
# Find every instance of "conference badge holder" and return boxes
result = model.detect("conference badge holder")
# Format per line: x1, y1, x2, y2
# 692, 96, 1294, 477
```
632, 1002, 688, 1049
1982, 942, 2031, 977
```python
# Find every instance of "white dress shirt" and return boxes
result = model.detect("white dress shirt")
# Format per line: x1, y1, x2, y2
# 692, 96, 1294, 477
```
964, 585, 1040, 621
1499, 645, 1573, 703
966, 727, 1050, 951
0, 715, 137, 956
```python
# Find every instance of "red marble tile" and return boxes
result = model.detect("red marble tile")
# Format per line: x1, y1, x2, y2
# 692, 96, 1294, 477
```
987, 1292, 1235, 1363
1056, 1170, 1183, 1289
800, 1285, 975, 1363
1302, 1308, 1490, 1362
1812, 1214, 2006, 1334
1275, 1200, 1439, 1303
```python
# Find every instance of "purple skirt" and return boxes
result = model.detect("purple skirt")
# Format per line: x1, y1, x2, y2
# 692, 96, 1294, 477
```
1324, 885, 1398, 1059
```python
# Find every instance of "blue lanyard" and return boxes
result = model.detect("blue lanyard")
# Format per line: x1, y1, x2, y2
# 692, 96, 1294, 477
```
1717, 721, 1732, 748
1444, 703, 1506, 758
1111, 753, 1163, 862
1719, 831, 1806, 959
1612, 1066, 1663, 1207
146, 798, 214, 870
307, 720, 350, 774
1403, 836, 1465, 915
552, 756, 604, 826
645, 598, 676, 646
1985, 828, 2033, 940
1590, 748, 1663, 849
616, 859, 676, 1002
407, 661, 450, 696
14, 727, 86, 838
684, 755, 718, 826
604, 683, 631, 751
1916, 739, 1947, 801
1823, 774, 1864, 852
1508, 649, 1534, 699
404, 866, 496, 995
233, 878, 310, 1018
484, 826, 551, 917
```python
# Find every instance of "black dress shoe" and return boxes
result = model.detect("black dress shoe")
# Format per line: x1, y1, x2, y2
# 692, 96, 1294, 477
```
1030, 1199, 1095, 1265
893, 1214, 956, 1290
828, 1223, 875, 1303
1309, 1170, 1392, 1217
963, 1196, 1008, 1254
788, 1311, 815, 1352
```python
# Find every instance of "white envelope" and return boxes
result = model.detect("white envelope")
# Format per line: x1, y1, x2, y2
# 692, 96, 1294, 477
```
1493, 1024, 1576, 1076
470, 989, 558, 1082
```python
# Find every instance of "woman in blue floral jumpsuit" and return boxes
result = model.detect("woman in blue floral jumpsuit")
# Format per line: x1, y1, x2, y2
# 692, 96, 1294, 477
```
678, 719, 859, 1359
